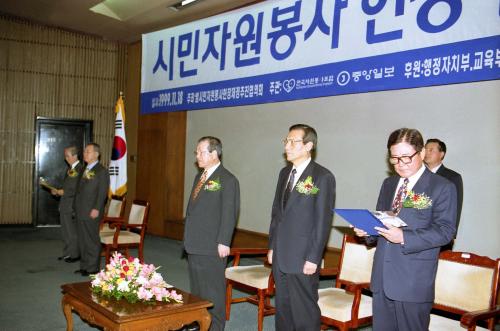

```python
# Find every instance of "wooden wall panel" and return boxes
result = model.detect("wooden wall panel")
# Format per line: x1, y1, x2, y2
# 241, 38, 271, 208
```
137, 111, 186, 236
0, 15, 127, 224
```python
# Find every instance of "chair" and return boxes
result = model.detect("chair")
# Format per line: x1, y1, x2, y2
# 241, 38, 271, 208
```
100, 200, 150, 263
99, 196, 126, 235
225, 248, 275, 331
318, 234, 376, 331
430, 250, 500, 331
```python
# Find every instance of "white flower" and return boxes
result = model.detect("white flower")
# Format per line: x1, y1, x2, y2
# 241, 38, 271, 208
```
117, 280, 130, 292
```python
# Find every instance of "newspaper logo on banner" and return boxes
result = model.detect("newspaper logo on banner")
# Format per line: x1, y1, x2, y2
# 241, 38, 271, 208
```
109, 93, 127, 197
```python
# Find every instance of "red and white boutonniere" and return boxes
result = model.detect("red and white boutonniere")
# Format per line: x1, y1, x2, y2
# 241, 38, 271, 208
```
67, 168, 79, 178
204, 178, 221, 191
403, 191, 432, 209
296, 176, 319, 195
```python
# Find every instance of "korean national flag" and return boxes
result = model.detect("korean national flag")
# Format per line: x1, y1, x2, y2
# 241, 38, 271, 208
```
109, 93, 127, 197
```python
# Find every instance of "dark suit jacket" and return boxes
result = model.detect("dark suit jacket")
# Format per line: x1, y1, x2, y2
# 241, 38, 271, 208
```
436, 164, 463, 229
369, 168, 456, 303
59, 162, 84, 213
74, 163, 109, 221
184, 164, 240, 256
268, 161, 336, 274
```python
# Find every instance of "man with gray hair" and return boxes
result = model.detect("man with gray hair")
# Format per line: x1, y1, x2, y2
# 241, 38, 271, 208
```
74, 143, 109, 276
51, 145, 83, 263
183, 136, 240, 331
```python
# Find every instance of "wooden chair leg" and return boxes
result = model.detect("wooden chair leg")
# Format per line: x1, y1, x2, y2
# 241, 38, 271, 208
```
138, 244, 144, 262
338, 324, 348, 331
105, 246, 111, 264
225, 281, 233, 320
257, 289, 265, 331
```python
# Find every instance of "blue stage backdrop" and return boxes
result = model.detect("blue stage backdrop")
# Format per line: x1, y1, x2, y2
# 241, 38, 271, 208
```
141, 0, 500, 114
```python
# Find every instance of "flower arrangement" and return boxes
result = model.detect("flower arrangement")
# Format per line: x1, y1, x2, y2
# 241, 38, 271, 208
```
67, 168, 79, 178
83, 169, 95, 180
403, 191, 432, 209
90, 252, 183, 304
204, 178, 222, 191
296, 176, 320, 195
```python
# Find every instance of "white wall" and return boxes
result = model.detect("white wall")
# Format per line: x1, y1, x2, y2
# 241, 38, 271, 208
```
184, 80, 500, 258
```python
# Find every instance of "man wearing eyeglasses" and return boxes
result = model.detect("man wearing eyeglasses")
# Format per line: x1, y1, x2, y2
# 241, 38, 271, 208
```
354, 128, 456, 331
268, 124, 336, 331
183, 136, 240, 331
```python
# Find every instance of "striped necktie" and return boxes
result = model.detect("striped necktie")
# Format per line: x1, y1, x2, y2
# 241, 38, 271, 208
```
283, 168, 296, 207
191, 170, 208, 200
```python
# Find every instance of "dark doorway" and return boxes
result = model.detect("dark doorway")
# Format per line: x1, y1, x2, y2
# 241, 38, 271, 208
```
33, 118, 92, 226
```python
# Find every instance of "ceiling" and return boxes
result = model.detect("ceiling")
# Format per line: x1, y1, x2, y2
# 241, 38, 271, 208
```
0, 0, 260, 43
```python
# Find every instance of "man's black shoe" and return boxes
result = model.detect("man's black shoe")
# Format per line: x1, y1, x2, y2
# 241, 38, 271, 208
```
81, 270, 99, 277
58, 255, 70, 261
64, 257, 80, 263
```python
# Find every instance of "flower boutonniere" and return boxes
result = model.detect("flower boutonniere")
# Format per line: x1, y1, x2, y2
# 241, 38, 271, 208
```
204, 178, 222, 191
403, 191, 432, 209
295, 176, 320, 195
67, 168, 79, 178
84, 169, 95, 180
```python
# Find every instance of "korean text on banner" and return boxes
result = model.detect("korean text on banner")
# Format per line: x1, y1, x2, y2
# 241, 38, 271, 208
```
141, 0, 500, 113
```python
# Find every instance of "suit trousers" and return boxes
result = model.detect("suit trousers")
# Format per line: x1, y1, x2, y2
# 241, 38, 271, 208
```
76, 216, 101, 272
60, 211, 79, 258
272, 253, 321, 331
372, 290, 433, 331
188, 254, 227, 331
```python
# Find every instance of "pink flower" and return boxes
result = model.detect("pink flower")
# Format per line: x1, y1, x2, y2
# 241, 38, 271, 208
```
170, 290, 183, 302
137, 287, 153, 301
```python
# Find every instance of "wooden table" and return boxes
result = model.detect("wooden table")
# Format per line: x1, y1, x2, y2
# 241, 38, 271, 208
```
61, 281, 212, 331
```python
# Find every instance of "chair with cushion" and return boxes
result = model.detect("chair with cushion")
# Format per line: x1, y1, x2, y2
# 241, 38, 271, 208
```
99, 195, 126, 235
225, 248, 275, 331
100, 200, 150, 263
318, 234, 376, 331
430, 250, 500, 331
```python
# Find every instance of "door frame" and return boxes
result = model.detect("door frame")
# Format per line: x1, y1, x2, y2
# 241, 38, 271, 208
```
33, 117, 93, 226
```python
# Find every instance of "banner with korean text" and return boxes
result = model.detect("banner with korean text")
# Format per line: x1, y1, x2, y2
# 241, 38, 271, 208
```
141, 0, 500, 114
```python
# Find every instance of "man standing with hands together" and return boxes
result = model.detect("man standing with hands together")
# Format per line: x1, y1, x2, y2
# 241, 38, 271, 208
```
268, 124, 336, 331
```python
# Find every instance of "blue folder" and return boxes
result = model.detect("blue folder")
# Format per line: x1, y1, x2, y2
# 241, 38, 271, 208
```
334, 209, 387, 236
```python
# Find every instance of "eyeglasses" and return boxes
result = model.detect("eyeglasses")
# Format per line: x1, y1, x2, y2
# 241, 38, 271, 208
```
389, 151, 419, 165
194, 150, 210, 156
282, 138, 303, 146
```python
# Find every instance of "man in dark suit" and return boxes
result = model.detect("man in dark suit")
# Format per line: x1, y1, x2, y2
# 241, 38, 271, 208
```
268, 124, 336, 331
424, 138, 463, 230
184, 136, 240, 331
74, 143, 109, 276
355, 128, 456, 331
51, 145, 84, 263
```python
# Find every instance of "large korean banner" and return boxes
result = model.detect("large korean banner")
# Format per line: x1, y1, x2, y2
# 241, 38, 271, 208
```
141, 0, 500, 114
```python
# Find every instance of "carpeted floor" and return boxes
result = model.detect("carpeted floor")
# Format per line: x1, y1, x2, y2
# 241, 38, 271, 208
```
0, 227, 370, 331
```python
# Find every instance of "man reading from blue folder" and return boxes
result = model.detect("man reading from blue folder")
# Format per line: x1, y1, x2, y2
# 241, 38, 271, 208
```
354, 128, 456, 331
